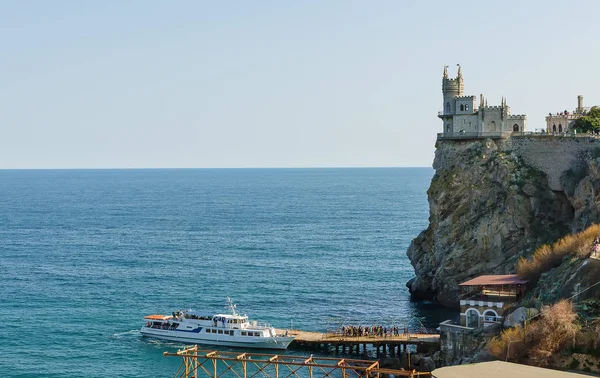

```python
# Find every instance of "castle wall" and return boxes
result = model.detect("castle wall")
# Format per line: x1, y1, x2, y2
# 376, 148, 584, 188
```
455, 96, 476, 115
453, 114, 478, 132
546, 115, 576, 132
507, 136, 600, 191
482, 108, 503, 132
507, 116, 526, 132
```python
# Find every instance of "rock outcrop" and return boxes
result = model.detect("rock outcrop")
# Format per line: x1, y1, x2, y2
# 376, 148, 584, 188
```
503, 307, 539, 328
407, 136, 600, 307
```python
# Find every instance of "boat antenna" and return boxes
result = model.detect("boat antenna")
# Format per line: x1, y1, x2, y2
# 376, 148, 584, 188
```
227, 297, 238, 316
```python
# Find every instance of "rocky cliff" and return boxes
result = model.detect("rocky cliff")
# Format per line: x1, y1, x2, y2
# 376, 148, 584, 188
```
406, 136, 600, 307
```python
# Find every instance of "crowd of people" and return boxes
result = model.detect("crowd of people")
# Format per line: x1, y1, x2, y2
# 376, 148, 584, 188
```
339, 325, 410, 338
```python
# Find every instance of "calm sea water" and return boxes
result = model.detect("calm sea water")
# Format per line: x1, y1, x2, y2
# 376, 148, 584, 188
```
0, 168, 446, 377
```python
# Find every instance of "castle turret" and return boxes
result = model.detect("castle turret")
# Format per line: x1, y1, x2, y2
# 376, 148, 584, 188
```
441, 64, 463, 115
577, 95, 584, 113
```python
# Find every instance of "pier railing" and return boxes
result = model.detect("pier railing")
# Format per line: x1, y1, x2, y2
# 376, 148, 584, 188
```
164, 346, 432, 378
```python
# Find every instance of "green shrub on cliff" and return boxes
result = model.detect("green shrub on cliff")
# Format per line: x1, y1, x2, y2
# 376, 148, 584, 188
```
516, 224, 600, 283
574, 107, 600, 133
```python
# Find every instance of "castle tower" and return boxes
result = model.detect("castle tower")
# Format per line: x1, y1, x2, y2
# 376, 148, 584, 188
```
577, 95, 584, 113
441, 65, 464, 115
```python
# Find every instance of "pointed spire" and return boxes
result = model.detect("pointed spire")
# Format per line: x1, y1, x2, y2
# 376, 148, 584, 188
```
457, 64, 462, 78
501, 96, 504, 107
443, 65, 448, 79
480, 94, 484, 108
485, 99, 488, 107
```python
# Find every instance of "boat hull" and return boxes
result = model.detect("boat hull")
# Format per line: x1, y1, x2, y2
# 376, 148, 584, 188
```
140, 328, 294, 350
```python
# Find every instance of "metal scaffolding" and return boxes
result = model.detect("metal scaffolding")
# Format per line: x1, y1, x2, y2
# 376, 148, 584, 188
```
164, 346, 431, 378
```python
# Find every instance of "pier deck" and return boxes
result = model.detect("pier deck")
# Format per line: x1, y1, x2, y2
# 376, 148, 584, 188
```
282, 329, 439, 345
277, 329, 440, 356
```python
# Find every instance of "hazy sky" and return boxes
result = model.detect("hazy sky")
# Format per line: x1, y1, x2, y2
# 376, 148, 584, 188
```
2, 1, 599, 169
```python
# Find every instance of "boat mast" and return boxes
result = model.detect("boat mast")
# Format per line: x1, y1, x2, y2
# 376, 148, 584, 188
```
227, 297, 238, 316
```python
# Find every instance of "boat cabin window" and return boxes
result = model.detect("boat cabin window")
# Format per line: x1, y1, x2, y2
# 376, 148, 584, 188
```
217, 330, 223, 334
241, 331, 247, 336
205, 329, 210, 333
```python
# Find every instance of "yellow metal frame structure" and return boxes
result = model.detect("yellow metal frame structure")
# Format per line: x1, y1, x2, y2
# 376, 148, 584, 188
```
164, 346, 431, 378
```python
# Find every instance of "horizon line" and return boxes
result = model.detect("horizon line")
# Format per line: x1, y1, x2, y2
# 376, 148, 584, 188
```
0, 166, 432, 171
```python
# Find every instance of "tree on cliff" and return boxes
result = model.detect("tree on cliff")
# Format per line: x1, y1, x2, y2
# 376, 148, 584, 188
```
574, 106, 600, 132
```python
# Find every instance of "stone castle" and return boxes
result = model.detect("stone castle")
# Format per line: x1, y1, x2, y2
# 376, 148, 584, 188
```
438, 65, 527, 136
545, 95, 590, 133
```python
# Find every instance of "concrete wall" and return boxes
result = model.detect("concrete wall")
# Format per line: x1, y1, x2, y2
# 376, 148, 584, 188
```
438, 321, 480, 362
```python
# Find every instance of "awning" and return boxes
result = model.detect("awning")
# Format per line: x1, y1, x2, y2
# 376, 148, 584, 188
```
144, 314, 172, 320
459, 274, 528, 286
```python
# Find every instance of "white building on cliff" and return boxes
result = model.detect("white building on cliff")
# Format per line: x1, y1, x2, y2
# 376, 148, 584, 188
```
438, 65, 526, 138
545, 95, 591, 133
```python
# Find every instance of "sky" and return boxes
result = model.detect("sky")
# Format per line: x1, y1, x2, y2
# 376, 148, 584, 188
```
1, 0, 599, 169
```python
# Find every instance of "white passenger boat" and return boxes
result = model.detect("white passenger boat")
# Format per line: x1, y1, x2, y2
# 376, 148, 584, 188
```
140, 298, 294, 350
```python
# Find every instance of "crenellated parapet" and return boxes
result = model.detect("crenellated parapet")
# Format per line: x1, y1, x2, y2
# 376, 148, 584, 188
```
508, 114, 527, 120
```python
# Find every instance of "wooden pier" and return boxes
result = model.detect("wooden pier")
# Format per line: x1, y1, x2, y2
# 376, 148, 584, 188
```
165, 346, 433, 378
278, 329, 440, 357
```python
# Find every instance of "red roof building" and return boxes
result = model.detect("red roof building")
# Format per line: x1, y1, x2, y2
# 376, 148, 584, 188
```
459, 274, 528, 328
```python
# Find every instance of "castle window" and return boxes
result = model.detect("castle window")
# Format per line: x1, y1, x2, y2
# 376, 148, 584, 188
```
553, 124, 556, 132
460, 104, 464, 111
446, 125, 451, 133
465, 104, 469, 111
558, 124, 563, 132
446, 102, 451, 113
513, 124, 519, 132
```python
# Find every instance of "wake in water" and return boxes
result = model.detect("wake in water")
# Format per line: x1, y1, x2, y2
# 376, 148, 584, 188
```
112, 329, 141, 338
113, 329, 188, 350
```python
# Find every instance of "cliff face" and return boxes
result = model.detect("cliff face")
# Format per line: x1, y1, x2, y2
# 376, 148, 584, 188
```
406, 137, 600, 307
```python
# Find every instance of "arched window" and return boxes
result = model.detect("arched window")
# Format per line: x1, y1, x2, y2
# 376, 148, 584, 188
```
446, 125, 451, 132
460, 104, 464, 111
483, 309, 500, 327
553, 124, 557, 132
490, 121, 497, 131
446, 102, 451, 113
559, 124, 563, 132
513, 124, 519, 132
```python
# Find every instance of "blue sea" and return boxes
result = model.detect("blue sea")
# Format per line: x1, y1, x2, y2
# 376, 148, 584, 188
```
0, 168, 445, 377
